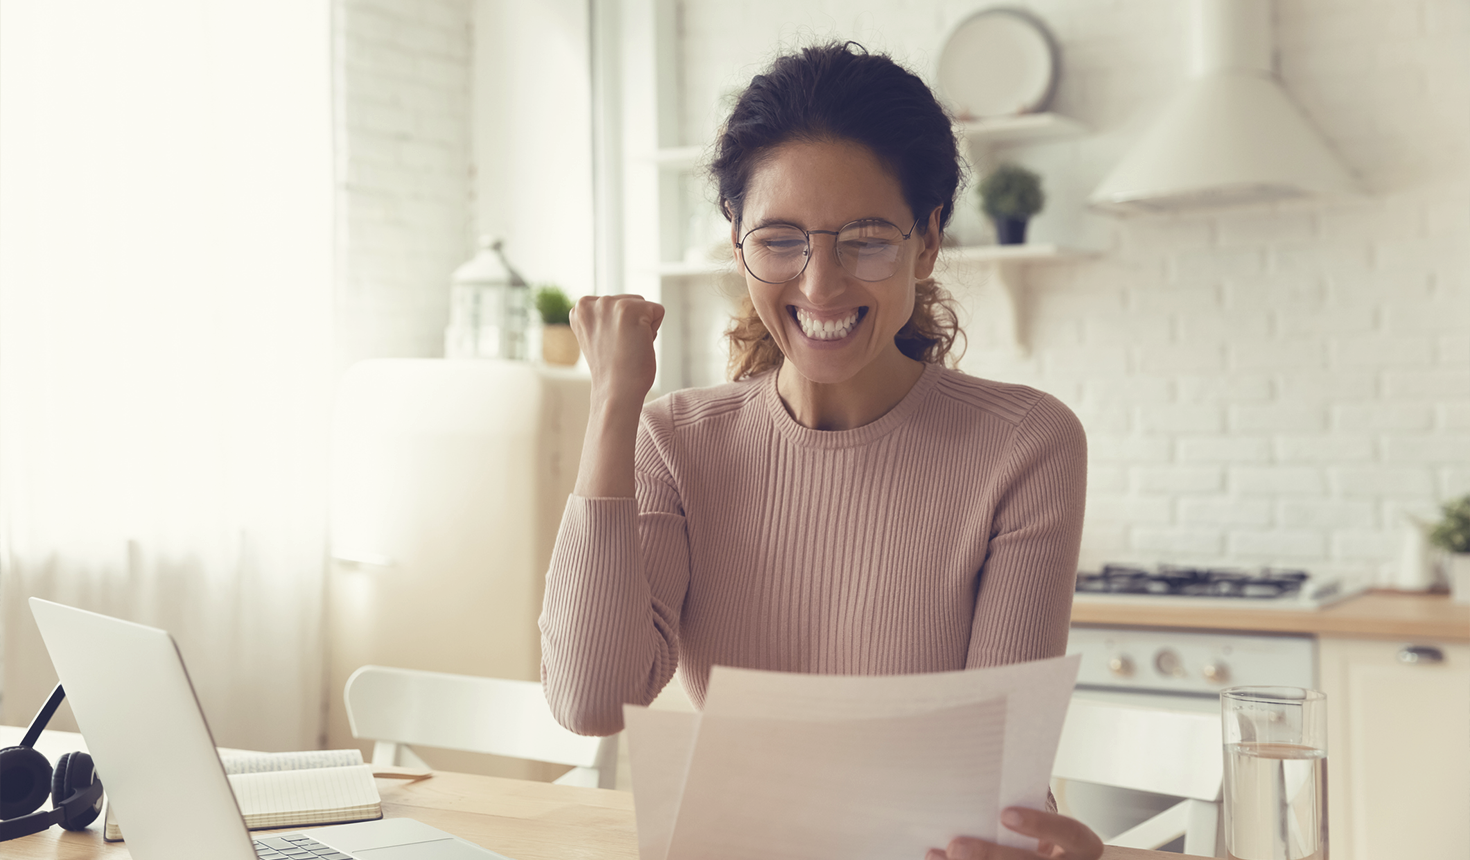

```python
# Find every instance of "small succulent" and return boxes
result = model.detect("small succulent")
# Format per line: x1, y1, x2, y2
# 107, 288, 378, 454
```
978, 163, 1045, 221
533, 285, 573, 326
1428, 495, 1470, 554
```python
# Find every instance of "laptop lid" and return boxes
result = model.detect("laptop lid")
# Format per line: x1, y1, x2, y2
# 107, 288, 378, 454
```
30, 597, 257, 860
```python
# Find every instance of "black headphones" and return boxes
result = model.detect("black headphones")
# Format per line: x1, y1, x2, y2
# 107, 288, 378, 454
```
0, 685, 105, 841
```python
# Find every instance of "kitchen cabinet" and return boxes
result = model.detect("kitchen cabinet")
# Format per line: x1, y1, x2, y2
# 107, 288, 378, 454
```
1070, 592, 1470, 860
1316, 636, 1470, 860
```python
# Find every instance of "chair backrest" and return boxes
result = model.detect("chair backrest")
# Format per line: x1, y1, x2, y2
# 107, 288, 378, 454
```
1053, 696, 1224, 856
343, 665, 618, 789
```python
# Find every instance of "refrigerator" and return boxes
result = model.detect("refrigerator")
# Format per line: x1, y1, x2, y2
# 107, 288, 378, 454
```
324, 359, 590, 778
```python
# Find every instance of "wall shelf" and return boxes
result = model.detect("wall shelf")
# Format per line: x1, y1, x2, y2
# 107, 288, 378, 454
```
960, 112, 1087, 147
942, 243, 1098, 356
655, 259, 727, 277
942, 242, 1095, 264
651, 145, 704, 170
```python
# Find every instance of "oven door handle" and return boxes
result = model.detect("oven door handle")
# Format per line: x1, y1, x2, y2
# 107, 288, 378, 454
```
1398, 645, 1445, 665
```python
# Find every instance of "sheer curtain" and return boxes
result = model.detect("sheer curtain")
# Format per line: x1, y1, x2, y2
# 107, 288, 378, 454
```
0, 0, 334, 750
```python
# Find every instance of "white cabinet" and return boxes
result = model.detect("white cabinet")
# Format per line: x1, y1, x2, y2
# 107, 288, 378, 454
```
1316, 636, 1470, 860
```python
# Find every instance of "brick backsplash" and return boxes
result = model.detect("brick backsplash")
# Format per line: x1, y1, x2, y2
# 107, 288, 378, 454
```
674, 0, 1470, 583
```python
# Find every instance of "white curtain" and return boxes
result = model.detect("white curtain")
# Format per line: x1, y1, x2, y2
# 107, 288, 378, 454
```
0, 0, 334, 750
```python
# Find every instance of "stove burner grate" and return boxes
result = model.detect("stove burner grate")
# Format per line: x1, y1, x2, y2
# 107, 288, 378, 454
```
1076, 564, 1311, 599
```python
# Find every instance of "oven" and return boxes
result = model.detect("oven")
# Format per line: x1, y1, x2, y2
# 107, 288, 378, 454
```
1057, 564, 1354, 853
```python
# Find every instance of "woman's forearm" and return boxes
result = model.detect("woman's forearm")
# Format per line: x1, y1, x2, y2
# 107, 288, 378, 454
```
572, 392, 644, 498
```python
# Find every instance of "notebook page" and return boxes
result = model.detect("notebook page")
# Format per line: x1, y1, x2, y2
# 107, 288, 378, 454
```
228, 763, 380, 822
221, 748, 364, 775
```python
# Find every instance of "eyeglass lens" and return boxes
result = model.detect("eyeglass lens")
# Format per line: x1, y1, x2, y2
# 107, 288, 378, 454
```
740, 220, 909, 284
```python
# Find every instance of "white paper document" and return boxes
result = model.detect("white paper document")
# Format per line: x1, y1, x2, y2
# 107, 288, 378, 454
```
623, 654, 1081, 860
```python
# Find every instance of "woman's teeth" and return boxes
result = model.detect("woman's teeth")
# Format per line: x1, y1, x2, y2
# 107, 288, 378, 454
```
794, 307, 861, 341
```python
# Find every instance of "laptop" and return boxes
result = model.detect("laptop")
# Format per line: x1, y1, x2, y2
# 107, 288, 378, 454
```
29, 597, 514, 860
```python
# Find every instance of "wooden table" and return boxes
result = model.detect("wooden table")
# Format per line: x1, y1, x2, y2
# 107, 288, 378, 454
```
3, 727, 1205, 860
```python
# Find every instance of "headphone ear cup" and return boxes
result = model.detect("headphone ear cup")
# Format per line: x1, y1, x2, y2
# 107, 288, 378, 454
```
0, 745, 53, 820
51, 751, 102, 831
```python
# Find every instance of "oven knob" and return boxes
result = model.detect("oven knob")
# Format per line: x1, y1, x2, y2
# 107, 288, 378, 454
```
1154, 648, 1186, 678
1107, 655, 1135, 678
1202, 661, 1231, 684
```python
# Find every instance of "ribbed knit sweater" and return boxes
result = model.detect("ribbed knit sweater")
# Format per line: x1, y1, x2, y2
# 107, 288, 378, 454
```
539, 361, 1087, 737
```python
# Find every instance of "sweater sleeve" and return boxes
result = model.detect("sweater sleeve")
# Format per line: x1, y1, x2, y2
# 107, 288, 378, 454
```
965, 393, 1087, 669
538, 402, 691, 736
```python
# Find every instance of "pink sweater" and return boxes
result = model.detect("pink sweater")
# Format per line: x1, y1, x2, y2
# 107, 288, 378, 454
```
539, 362, 1087, 737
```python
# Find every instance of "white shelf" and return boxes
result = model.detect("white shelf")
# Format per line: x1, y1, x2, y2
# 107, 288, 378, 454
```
655, 259, 727, 276
959, 112, 1087, 147
940, 242, 1097, 357
651, 145, 704, 170
943, 243, 1097, 265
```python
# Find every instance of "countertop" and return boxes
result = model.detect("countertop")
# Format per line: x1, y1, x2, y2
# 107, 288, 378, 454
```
1071, 588, 1470, 641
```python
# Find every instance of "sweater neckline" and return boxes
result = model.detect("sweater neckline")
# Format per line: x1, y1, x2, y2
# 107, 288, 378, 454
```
762, 361, 942, 449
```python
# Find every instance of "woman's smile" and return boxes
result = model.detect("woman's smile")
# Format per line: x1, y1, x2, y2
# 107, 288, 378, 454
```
790, 305, 867, 343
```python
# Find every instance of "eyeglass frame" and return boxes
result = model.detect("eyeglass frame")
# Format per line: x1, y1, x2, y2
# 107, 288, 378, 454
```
734, 215, 927, 285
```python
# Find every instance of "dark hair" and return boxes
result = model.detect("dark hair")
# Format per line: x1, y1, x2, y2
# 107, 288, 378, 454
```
710, 42, 967, 380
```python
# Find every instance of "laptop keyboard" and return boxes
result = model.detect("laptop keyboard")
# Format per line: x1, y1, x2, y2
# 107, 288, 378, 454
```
254, 834, 354, 860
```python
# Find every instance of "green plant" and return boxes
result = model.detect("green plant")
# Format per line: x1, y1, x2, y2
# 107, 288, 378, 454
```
533, 285, 573, 326
978, 163, 1045, 220
1429, 494, 1470, 554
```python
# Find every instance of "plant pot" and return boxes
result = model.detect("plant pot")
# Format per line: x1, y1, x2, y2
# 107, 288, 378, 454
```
992, 217, 1029, 245
541, 324, 580, 366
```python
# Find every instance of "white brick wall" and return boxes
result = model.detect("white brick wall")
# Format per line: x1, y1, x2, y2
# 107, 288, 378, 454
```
673, 0, 1470, 583
335, 0, 473, 367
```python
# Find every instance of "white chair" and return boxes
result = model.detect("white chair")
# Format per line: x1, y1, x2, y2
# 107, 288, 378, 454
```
1052, 696, 1224, 857
343, 665, 619, 790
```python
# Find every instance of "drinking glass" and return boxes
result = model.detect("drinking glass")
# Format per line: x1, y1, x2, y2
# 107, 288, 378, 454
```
1221, 687, 1328, 860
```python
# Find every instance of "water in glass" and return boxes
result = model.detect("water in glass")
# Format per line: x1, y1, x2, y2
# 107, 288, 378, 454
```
1224, 741, 1328, 860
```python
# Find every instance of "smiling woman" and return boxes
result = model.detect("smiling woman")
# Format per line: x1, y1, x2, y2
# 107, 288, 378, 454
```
539, 42, 1097, 860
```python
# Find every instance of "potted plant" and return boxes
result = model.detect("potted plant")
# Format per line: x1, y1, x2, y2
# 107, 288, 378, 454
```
533, 285, 579, 366
1429, 494, 1470, 602
978, 163, 1045, 245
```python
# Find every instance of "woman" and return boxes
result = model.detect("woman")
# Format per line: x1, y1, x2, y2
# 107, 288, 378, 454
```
539, 42, 1100, 860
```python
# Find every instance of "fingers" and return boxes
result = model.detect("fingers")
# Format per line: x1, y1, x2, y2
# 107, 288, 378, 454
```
568, 294, 664, 402
926, 836, 1035, 860
924, 809, 1102, 860
1000, 808, 1103, 860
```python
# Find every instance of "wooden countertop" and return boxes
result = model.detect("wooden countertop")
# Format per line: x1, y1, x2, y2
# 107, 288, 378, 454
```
1071, 589, 1470, 641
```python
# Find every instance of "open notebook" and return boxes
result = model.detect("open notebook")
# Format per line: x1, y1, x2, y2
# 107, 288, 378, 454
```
105, 749, 382, 840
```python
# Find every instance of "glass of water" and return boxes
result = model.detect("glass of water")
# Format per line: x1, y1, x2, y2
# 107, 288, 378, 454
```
1222, 687, 1329, 860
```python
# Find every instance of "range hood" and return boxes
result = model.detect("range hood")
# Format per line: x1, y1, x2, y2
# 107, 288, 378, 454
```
1089, 0, 1357, 215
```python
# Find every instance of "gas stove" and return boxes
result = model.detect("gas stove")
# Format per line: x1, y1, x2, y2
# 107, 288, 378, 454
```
1073, 563, 1366, 610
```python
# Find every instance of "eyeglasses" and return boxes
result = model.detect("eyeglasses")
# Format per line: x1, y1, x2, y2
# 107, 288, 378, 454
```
736, 217, 923, 284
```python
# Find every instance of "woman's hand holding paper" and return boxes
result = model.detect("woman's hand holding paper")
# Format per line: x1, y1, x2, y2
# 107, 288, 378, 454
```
926, 807, 1104, 860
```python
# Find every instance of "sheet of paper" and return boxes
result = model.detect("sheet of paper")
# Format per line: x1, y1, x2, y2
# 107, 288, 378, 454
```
623, 706, 700, 860
701, 653, 1081, 843
668, 698, 1008, 860
626, 654, 1080, 860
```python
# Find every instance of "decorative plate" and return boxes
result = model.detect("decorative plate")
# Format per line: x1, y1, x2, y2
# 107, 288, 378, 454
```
936, 8, 1060, 120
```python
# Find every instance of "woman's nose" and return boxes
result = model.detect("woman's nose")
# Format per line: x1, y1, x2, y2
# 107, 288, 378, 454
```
798, 235, 846, 301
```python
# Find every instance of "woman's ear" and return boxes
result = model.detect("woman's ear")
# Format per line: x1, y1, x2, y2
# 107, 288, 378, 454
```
914, 207, 942, 280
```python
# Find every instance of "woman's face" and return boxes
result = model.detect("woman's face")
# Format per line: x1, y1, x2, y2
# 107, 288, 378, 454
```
735, 139, 940, 386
